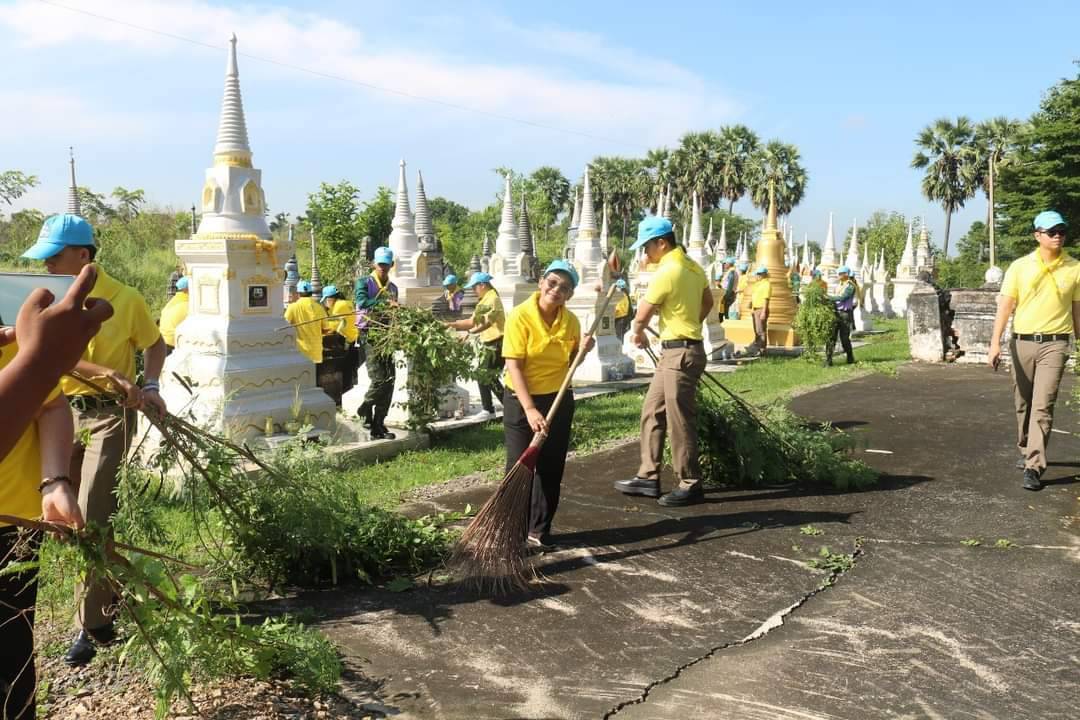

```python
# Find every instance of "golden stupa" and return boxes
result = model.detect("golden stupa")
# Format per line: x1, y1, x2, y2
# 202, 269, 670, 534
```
724, 184, 800, 348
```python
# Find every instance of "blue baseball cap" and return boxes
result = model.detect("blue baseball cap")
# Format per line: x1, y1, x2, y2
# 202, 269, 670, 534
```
175, 276, 189, 291
442, 274, 459, 288
543, 259, 579, 289
724, 256, 736, 265
22, 214, 95, 260
297, 280, 312, 294
837, 265, 851, 275
754, 265, 768, 275
616, 278, 628, 290
1033, 210, 1066, 230
373, 247, 394, 266
629, 216, 674, 251
738, 262, 749, 272
463, 271, 493, 289
320, 284, 339, 300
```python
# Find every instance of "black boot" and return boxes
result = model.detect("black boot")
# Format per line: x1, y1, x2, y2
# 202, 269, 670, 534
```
357, 401, 373, 429
370, 413, 396, 440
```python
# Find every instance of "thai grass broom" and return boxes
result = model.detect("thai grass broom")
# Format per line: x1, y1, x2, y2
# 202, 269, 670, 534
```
453, 255, 622, 591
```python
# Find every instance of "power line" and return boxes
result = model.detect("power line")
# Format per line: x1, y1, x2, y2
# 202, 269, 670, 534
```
34, 0, 642, 151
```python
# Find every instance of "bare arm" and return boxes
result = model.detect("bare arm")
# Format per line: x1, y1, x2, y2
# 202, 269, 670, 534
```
1073, 301, 1080, 340
987, 295, 1017, 369
630, 300, 657, 349
505, 357, 547, 434
447, 317, 475, 331
699, 287, 714, 322
141, 337, 168, 415
36, 394, 84, 528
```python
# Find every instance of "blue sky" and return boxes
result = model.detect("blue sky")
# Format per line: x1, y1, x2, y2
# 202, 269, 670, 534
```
3, 0, 1077, 252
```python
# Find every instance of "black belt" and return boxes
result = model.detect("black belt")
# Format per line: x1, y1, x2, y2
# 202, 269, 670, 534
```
68, 394, 121, 412
661, 339, 703, 349
1013, 333, 1071, 343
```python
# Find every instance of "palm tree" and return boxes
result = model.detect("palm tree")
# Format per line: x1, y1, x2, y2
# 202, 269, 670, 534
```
111, 186, 145, 221
529, 166, 571, 219
591, 156, 649, 247
971, 117, 1025, 268
669, 131, 723, 218
642, 147, 671, 210
747, 141, 808, 216
717, 125, 759, 213
269, 212, 291, 232
911, 116, 978, 257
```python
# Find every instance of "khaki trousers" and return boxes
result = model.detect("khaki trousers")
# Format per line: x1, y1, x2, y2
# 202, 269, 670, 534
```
752, 309, 768, 348
69, 404, 135, 631
1009, 338, 1069, 474
638, 344, 707, 486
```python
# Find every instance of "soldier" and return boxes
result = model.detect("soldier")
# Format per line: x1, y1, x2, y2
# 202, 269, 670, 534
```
825, 265, 857, 366
354, 247, 399, 440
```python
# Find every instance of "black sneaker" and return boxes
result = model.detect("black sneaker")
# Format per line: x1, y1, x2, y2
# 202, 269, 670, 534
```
370, 425, 396, 441
614, 477, 661, 498
1022, 468, 1043, 491
658, 484, 704, 507
64, 630, 98, 667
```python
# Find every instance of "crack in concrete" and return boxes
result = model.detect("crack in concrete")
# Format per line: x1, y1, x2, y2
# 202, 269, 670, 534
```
602, 546, 864, 718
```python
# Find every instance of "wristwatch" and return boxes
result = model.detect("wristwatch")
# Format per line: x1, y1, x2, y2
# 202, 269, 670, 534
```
39, 476, 71, 493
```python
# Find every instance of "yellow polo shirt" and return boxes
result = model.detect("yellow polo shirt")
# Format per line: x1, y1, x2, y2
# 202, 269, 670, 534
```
751, 277, 772, 309
60, 266, 161, 397
284, 296, 328, 363
327, 299, 359, 344
502, 292, 581, 395
472, 289, 505, 344
1001, 250, 1080, 334
159, 291, 189, 346
0, 343, 61, 526
643, 247, 707, 341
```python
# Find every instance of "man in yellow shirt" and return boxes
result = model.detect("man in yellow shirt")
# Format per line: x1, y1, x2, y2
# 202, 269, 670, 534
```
22, 213, 167, 667
320, 285, 359, 391
447, 272, 505, 418
989, 211, 1080, 491
730, 261, 750, 320
615, 217, 712, 507
158, 275, 189, 351
750, 265, 771, 354
613, 278, 632, 339
284, 280, 328, 365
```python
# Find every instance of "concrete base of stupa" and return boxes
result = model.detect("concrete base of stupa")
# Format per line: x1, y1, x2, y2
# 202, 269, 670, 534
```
492, 278, 535, 317
395, 284, 444, 311
575, 334, 635, 382
722, 318, 799, 350
341, 352, 468, 428
701, 318, 735, 361
891, 278, 917, 317
854, 306, 874, 332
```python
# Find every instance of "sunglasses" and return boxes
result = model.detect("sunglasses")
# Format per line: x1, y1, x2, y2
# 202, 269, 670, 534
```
541, 277, 574, 296
1040, 227, 1067, 238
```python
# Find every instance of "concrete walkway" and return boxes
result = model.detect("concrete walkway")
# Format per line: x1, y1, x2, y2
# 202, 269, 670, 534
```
305, 364, 1079, 719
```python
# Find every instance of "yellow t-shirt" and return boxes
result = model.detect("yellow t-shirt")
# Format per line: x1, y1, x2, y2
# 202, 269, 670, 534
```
0, 343, 61, 526
502, 292, 581, 395
1001, 250, 1080, 334
327, 299, 359, 344
736, 275, 749, 294
284, 297, 328, 364
643, 247, 707, 341
614, 293, 631, 319
751, 277, 772, 309
472, 289, 505, 344
158, 291, 189, 346
61, 266, 162, 397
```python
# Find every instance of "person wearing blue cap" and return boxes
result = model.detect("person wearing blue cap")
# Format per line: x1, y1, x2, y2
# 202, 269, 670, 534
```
614, 216, 712, 507
824, 266, 857, 366
446, 272, 505, 417
749, 266, 771, 354
320, 285, 360, 392
717, 257, 739, 322
442, 274, 465, 314
354, 247, 399, 440
23, 213, 168, 667
989, 210, 1079, 491
613, 278, 633, 340
503, 260, 593, 545
158, 276, 189, 351
284, 279, 329, 368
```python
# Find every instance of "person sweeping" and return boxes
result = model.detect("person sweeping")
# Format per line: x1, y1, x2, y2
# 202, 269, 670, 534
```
615, 217, 711, 507
502, 260, 593, 548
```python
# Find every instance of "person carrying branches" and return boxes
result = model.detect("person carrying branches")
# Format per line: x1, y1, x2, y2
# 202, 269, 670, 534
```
354, 247, 399, 440
445, 271, 505, 419
825, 265, 857, 366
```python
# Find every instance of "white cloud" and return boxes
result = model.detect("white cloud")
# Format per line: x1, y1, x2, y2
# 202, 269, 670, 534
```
3, 0, 740, 149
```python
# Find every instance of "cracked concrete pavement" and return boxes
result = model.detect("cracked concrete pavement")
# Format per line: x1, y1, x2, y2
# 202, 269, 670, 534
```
307, 364, 1079, 719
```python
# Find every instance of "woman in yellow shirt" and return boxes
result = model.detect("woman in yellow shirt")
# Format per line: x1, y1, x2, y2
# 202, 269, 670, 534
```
446, 272, 505, 418
502, 260, 593, 548
320, 285, 360, 391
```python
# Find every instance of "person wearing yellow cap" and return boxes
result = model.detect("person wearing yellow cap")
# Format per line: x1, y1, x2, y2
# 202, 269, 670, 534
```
989, 210, 1080, 491
284, 279, 328, 365
750, 265, 771, 354
320, 285, 359, 392
158, 276, 189, 352
446, 272, 504, 418
22, 213, 167, 667
502, 260, 592, 546
355, 247, 400, 440
615, 217, 712, 507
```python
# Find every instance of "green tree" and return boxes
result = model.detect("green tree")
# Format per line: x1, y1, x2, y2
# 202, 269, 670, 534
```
269, 212, 291, 232
748, 141, 808, 216
0, 170, 38, 207
970, 117, 1026, 267
111, 186, 146, 221
428, 197, 469, 226
668, 130, 722, 217
76, 187, 114, 223
642, 147, 671, 209
861, 211, 913, 276
717, 125, 760, 214
305, 180, 362, 285
911, 116, 978, 257
997, 67, 1080, 240
356, 186, 394, 249
590, 155, 648, 247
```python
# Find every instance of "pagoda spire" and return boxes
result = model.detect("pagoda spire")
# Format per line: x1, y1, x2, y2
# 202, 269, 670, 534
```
518, 194, 534, 257
689, 192, 705, 249
820, 212, 838, 268
599, 202, 610, 255
213, 34, 252, 166
414, 169, 433, 243
66, 146, 80, 215
309, 226, 322, 297
718, 218, 728, 256
846, 218, 861, 270
801, 233, 810, 270
388, 159, 416, 248
578, 167, 597, 234
570, 187, 581, 228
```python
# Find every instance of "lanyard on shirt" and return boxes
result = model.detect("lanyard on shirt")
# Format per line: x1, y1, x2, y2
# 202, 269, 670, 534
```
1034, 252, 1063, 300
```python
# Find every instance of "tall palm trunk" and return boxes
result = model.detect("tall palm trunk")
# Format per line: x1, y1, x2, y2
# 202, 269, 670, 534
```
728, 198, 735, 215
943, 206, 953, 257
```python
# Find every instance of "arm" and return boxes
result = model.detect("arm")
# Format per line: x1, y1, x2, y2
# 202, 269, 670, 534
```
447, 317, 476, 332
1073, 301, 1080, 339
699, 287, 714, 322
988, 295, 1017, 370
505, 357, 547, 434
36, 394, 83, 528
140, 337, 168, 414
630, 300, 657, 349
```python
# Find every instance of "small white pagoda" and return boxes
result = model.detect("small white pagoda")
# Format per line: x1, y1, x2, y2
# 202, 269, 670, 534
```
161, 35, 335, 441
819, 212, 839, 281
684, 192, 732, 360
892, 221, 918, 315
489, 175, 536, 316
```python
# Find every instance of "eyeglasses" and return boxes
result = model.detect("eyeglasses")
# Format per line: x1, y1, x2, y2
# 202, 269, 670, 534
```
1040, 227, 1067, 238
541, 277, 574, 296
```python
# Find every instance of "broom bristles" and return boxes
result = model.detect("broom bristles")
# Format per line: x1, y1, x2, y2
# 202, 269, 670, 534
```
451, 459, 538, 592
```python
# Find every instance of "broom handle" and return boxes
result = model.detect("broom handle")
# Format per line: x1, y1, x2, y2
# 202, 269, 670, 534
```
529, 282, 620, 448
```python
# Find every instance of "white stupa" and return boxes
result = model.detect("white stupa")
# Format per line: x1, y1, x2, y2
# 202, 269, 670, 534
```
892, 221, 918, 315
162, 35, 334, 441
845, 218, 862, 275
819, 212, 839, 279
489, 175, 535, 315
684, 193, 731, 361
